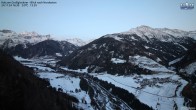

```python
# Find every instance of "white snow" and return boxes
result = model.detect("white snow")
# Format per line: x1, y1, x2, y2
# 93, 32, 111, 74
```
156, 58, 162, 62
169, 56, 184, 66
92, 44, 97, 49
121, 25, 196, 42
129, 55, 174, 73
104, 34, 122, 41
14, 56, 93, 110
56, 53, 62, 57
38, 72, 93, 110
14, 56, 58, 69
174, 43, 188, 51
189, 31, 196, 40
131, 36, 137, 40
14, 55, 190, 110
111, 58, 126, 64
92, 73, 188, 110
144, 46, 150, 49
29, 65, 54, 72
121, 25, 170, 41
185, 62, 196, 75
62, 66, 89, 73
64, 38, 87, 46
0, 30, 49, 48
14, 56, 32, 61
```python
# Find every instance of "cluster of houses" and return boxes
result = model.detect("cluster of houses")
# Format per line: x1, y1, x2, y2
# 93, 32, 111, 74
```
134, 76, 181, 89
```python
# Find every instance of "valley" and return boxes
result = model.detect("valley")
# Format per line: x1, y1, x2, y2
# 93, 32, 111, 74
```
14, 56, 188, 110
1, 26, 196, 110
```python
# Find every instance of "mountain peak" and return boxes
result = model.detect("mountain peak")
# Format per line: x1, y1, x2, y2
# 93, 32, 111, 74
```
0, 29, 14, 33
64, 38, 87, 46
136, 25, 153, 30
120, 25, 196, 40
121, 25, 165, 39
19, 31, 39, 37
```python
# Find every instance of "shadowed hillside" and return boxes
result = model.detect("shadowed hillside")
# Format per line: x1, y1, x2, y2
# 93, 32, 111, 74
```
0, 49, 78, 110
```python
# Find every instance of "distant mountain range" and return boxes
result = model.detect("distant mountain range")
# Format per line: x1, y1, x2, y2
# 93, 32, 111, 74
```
64, 38, 87, 46
1, 26, 196, 74
0, 29, 88, 47
1, 26, 196, 109
0, 29, 88, 58
59, 25, 196, 75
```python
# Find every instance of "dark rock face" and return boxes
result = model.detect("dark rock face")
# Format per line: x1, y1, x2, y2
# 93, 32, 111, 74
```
0, 50, 78, 110
0, 29, 13, 33
171, 43, 196, 82
59, 33, 195, 75
2, 40, 78, 58
182, 83, 196, 108
175, 43, 196, 68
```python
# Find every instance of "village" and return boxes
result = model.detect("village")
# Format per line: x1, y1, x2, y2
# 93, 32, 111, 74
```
133, 75, 182, 89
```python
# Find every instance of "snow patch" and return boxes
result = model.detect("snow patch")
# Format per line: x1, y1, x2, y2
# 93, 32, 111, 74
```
174, 43, 188, 51
104, 34, 122, 41
64, 38, 86, 46
144, 46, 150, 49
56, 53, 62, 57
111, 58, 126, 64
185, 62, 196, 75
131, 36, 137, 40
169, 56, 184, 66
129, 55, 174, 73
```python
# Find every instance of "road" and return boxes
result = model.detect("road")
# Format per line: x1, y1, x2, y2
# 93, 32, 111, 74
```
52, 65, 133, 110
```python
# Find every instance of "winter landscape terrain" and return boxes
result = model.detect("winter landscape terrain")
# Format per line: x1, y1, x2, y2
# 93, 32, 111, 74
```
0, 26, 196, 110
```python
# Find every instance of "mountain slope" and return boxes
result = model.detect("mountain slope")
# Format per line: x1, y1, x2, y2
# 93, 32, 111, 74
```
175, 43, 196, 69
64, 38, 87, 46
0, 29, 49, 48
170, 43, 196, 82
18, 40, 77, 58
0, 49, 78, 110
170, 44, 196, 108
0, 30, 79, 58
59, 26, 196, 75
1, 40, 78, 58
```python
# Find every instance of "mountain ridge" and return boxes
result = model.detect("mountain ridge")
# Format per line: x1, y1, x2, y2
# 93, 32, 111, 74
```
59, 26, 196, 75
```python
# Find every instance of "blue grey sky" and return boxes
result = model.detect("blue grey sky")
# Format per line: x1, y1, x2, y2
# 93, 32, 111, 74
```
0, 0, 196, 40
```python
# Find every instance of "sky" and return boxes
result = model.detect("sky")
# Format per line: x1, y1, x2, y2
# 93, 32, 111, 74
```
0, 0, 196, 41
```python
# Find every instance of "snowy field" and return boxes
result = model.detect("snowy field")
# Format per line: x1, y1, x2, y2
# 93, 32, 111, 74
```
14, 56, 93, 110
184, 62, 196, 75
14, 56, 189, 110
91, 73, 187, 110
129, 55, 174, 73
38, 72, 93, 110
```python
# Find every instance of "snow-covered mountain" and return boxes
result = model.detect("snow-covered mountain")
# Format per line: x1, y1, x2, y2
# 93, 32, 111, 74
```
2, 26, 194, 110
0, 29, 49, 48
0, 30, 79, 58
57, 26, 196, 109
122, 25, 196, 41
20, 40, 78, 58
64, 38, 87, 46
0, 29, 93, 49
59, 26, 196, 75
